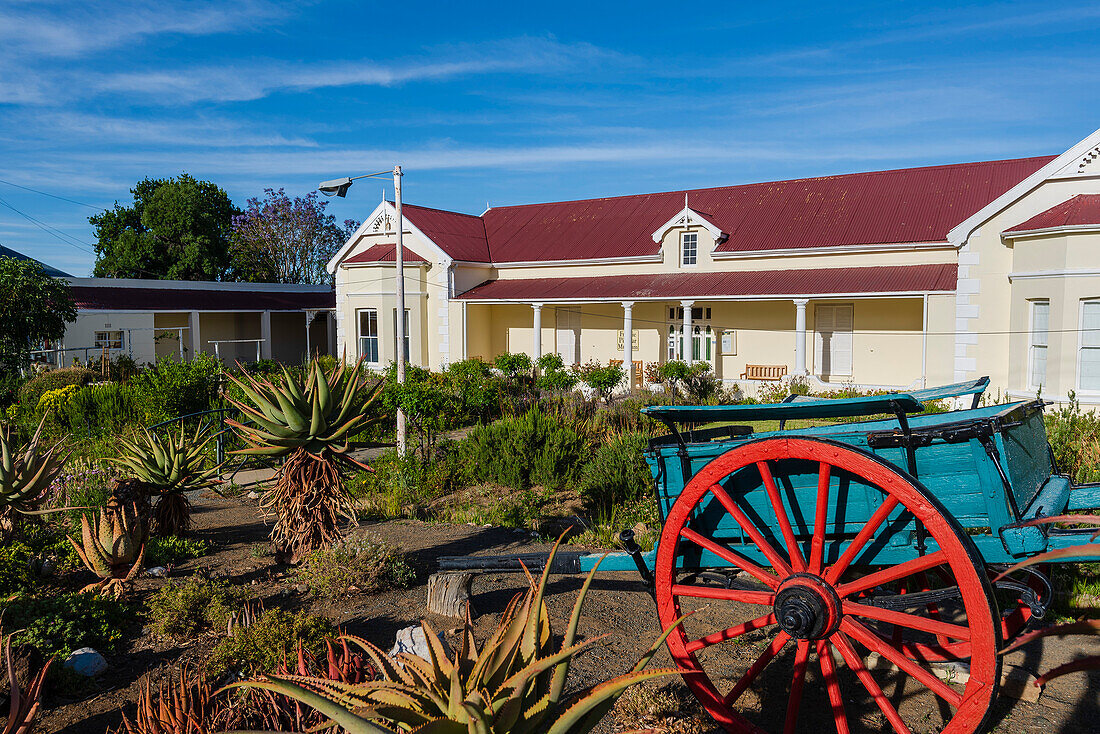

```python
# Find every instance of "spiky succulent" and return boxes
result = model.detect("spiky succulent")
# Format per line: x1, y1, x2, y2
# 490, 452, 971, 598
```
234, 539, 682, 733
2, 630, 54, 734
69, 502, 148, 598
111, 426, 220, 536
226, 359, 385, 563
0, 414, 67, 516
115, 666, 216, 734
225, 359, 382, 462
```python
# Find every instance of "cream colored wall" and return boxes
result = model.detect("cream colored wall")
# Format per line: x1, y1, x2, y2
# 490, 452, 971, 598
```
153, 313, 190, 360
925, 294, 956, 387
956, 176, 1100, 396
200, 312, 262, 363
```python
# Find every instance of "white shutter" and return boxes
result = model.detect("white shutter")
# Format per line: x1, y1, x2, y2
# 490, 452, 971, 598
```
815, 304, 853, 378
557, 309, 581, 365
1080, 302, 1100, 391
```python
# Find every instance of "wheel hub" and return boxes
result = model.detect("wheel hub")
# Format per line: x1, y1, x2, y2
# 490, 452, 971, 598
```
774, 574, 841, 640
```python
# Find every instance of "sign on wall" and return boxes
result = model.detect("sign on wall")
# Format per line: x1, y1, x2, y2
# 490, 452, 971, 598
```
721, 330, 736, 355
617, 329, 640, 351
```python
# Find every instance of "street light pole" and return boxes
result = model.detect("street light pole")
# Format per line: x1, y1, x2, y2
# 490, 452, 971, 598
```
393, 165, 407, 456
319, 165, 408, 457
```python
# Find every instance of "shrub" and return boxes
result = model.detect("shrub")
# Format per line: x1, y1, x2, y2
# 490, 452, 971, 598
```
535, 354, 578, 394
1046, 392, 1100, 483
493, 352, 532, 379
0, 541, 35, 594
536, 353, 565, 373
16, 367, 92, 419
579, 432, 652, 512
206, 608, 335, 677
459, 406, 587, 490
4, 592, 133, 659
445, 358, 502, 425
295, 534, 413, 599
349, 447, 457, 518
147, 576, 248, 638
386, 365, 457, 455
130, 353, 221, 423
35, 384, 79, 417
658, 361, 718, 402
575, 361, 625, 402
61, 382, 137, 432
145, 535, 212, 567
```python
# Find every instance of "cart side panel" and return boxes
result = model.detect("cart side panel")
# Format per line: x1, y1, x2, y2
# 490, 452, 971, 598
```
996, 407, 1055, 514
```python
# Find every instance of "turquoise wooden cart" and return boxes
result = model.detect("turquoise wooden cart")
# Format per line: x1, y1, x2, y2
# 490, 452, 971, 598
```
442, 378, 1100, 734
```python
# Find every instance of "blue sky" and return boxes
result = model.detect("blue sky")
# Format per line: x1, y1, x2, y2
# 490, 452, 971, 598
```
1, 0, 1098, 276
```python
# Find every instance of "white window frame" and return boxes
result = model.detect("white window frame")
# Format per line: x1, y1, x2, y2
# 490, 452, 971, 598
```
1077, 299, 1100, 394
681, 231, 698, 266
357, 308, 380, 365
94, 330, 124, 350
1027, 299, 1049, 391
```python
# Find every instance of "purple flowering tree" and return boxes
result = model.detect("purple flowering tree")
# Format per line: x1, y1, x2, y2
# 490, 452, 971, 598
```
229, 188, 360, 284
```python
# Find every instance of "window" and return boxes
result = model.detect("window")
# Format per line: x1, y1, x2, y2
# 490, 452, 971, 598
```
681, 232, 698, 266
392, 308, 410, 362
1028, 300, 1049, 390
94, 331, 123, 350
358, 309, 379, 363
666, 308, 713, 361
814, 304, 853, 378
1080, 301, 1100, 391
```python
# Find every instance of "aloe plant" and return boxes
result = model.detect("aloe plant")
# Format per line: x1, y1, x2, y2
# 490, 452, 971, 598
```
115, 665, 216, 734
69, 502, 148, 598
231, 539, 682, 733
2, 631, 54, 734
112, 425, 221, 536
0, 414, 67, 518
225, 358, 384, 563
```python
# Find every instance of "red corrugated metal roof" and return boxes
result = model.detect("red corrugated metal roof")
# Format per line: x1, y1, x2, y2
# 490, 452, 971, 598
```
475, 156, 1054, 262
72, 285, 335, 311
455, 263, 957, 301
1004, 194, 1100, 233
344, 244, 428, 264
400, 203, 490, 262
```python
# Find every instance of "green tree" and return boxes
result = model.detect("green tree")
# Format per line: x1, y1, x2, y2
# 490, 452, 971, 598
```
91, 175, 240, 281
0, 257, 76, 372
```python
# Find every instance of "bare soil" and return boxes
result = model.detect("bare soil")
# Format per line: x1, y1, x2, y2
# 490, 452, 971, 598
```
35, 489, 1100, 734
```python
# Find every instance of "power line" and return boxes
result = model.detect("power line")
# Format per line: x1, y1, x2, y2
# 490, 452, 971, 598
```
0, 177, 106, 211
0, 194, 97, 256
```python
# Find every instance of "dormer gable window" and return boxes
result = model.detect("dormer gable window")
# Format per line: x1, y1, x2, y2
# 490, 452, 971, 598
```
681, 232, 698, 266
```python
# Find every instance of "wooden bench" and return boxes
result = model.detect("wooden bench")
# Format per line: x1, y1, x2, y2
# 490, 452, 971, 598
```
740, 364, 788, 381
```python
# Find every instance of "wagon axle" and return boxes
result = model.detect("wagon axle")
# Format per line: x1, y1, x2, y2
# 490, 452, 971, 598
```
774, 574, 841, 640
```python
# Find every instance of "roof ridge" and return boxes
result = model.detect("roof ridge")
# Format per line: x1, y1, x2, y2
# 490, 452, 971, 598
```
478, 155, 1059, 212
393, 201, 483, 219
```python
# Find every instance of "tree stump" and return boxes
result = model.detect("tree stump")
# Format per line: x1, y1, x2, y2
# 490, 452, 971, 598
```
426, 572, 475, 619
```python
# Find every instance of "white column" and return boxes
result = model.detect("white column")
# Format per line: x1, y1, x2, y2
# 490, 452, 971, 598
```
260, 310, 272, 360
532, 303, 543, 366
793, 298, 809, 375
305, 311, 314, 361
622, 301, 634, 389
188, 311, 201, 360
681, 300, 694, 363
327, 312, 337, 357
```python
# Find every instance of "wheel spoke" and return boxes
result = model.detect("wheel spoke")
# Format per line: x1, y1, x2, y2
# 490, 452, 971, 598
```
809, 460, 832, 573
783, 639, 810, 734
834, 550, 948, 598
680, 527, 780, 589
757, 461, 807, 572
830, 631, 913, 734
842, 600, 971, 641
840, 617, 963, 706
817, 640, 851, 734
671, 584, 773, 606
686, 612, 776, 654
723, 631, 790, 706
824, 495, 899, 584
709, 483, 793, 576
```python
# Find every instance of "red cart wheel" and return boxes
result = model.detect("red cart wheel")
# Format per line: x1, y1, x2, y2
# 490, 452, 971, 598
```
655, 437, 1001, 734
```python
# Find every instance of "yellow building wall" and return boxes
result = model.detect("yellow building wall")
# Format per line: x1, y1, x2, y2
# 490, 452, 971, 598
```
153, 313, 190, 360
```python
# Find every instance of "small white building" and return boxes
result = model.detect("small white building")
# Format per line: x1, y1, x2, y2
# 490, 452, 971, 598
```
56, 278, 335, 366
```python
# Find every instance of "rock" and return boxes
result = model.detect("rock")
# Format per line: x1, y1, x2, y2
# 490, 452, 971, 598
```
389, 625, 452, 662
64, 648, 108, 677
295, 583, 310, 594
146, 566, 168, 578
247, 491, 261, 500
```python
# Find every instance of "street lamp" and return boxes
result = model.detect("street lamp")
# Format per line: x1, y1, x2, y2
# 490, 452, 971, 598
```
320, 165, 408, 457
